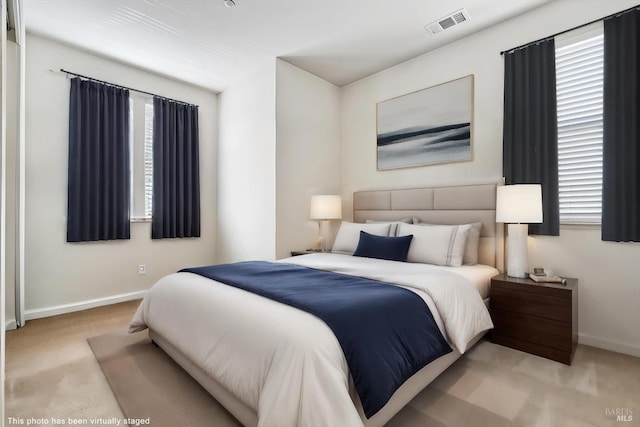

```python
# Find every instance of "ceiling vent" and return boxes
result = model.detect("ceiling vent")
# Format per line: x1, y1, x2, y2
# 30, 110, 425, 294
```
425, 8, 470, 36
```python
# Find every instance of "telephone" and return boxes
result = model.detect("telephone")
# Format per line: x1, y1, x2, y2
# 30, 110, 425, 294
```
529, 267, 566, 284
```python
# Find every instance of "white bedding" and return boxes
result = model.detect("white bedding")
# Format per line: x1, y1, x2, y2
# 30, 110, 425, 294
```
401, 262, 498, 299
129, 253, 494, 427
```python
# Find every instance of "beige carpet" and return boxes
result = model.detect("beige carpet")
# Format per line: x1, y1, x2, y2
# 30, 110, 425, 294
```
89, 330, 640, 427
87, 331, 242, 427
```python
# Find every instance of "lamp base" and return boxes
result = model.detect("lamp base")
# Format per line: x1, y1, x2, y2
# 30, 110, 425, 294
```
506, 223, 529, 278
318, 220, 332, 252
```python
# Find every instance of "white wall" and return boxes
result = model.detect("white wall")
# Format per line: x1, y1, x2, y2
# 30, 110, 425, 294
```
340, 0, 640, 356
24, 35, 218, 317
275, 59, 341, 259
217, 59, 342, 262
217, 59, 277, 263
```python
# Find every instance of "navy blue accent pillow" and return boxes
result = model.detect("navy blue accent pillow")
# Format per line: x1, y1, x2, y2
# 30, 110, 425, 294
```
353, 231, 413, 262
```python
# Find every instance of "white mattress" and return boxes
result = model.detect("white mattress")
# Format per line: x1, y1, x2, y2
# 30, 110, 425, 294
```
416, 263, 498, 299
130, 253, 494, 427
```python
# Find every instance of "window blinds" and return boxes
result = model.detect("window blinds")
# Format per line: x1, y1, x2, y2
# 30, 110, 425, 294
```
144, 100, 154, 219
555, 24, 604, 224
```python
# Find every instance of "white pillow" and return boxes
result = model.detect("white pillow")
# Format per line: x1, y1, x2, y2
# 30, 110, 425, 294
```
365, 218, 413, 236
415, 220, 482, 265
463, 222, 482, 265
332, 222, 391, 253
397, 223, 470, 267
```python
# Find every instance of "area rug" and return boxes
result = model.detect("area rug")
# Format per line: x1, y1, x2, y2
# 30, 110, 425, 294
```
87, 331, 242, 427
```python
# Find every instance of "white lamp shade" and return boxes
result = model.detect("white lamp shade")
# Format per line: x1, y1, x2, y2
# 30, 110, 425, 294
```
496, 184, 543, 224
310, 195, 342, 220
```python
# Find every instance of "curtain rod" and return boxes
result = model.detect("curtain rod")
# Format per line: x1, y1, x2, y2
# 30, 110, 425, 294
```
59, 69, 198, 107
500, 4, 640, 56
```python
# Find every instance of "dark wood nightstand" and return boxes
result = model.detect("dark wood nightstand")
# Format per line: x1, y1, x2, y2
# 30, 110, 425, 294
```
290, 249, 322, 256
489, 273, 578, 365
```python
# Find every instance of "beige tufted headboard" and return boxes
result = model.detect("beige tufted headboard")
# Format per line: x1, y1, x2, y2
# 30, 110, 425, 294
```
353, 183, 503, 270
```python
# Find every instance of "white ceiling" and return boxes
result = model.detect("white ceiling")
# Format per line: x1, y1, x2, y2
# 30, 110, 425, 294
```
25, 0, 554, 92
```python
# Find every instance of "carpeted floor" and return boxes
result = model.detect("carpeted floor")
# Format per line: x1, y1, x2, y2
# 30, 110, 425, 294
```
6, 301, 640, 427
89, 331, 640, 427
5, 301, 140, 425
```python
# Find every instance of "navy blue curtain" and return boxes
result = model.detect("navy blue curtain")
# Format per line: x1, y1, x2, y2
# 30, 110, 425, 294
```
602, 9, 640, 242
503, 39, 560, 236
152, 97, 200, 239
67, 78, 130, 242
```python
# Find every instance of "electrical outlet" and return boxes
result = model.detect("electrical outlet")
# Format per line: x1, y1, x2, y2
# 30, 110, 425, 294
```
138, 264, 146, 275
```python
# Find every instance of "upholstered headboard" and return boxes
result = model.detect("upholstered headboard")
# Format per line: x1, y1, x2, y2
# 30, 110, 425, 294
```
353, 183, 503, 269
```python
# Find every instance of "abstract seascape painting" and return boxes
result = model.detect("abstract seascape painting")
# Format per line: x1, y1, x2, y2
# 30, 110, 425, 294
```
377, 75, 473, 170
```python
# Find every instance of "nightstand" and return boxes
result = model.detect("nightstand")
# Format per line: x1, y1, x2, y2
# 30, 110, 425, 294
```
489, 273, 578, 365
290, 249, 321, 256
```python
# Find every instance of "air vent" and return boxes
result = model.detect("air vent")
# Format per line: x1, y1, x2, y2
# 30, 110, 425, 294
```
425, 8, 470, 36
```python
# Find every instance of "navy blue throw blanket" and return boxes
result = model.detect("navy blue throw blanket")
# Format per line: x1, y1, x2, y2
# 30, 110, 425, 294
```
180, 261, 452, 418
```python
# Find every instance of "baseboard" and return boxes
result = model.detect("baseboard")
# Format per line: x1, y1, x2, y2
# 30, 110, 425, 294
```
5, 319, 17, 331
579, 333, 640, 358
24, 290, 147, 321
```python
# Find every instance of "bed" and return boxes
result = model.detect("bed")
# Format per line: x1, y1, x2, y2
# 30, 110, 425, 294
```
130, 183, 502, 427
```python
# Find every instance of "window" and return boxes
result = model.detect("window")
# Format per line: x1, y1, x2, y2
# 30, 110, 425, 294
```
144, 101, 154, 218
130, 96, 154, 220
555, 23, 604, 224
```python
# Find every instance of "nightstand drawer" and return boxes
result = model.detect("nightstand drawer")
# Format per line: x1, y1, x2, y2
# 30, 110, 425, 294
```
491, 286, 571, 323
491, 308, 572, 352
490, 334, 572, 365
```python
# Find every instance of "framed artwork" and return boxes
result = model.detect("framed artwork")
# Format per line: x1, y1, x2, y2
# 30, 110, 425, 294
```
376, 75, 473, 170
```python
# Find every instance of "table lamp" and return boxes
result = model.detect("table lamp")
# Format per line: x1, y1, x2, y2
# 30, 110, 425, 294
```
310, 195, 342, 252
496, 184, 543, 278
